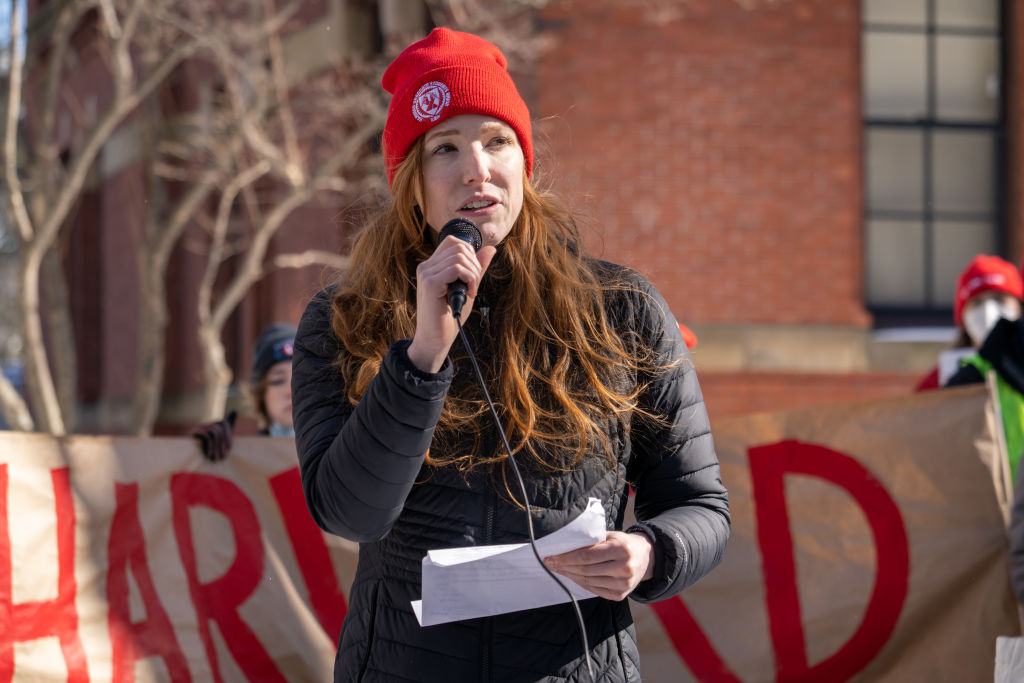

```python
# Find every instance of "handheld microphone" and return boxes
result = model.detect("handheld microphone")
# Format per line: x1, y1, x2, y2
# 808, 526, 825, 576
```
437, 218, 482, 319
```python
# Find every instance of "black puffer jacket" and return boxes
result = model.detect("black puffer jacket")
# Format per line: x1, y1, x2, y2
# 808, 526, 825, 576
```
292, 263, 730, 682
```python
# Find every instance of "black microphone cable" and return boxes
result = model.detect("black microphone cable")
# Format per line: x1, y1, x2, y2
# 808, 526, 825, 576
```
436, 216, 594, 680
454, 314, 596, 682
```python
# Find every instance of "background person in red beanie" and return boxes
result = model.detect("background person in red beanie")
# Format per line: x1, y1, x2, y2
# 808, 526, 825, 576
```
944, 255, 1024, 611
677, 322, 698, 350
943, 255, 1024, 481
290, 27, 729, 682
915, 254, 1024, 391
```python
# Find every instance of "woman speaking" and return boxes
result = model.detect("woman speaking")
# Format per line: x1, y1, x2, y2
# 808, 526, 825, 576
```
291, 27, 730, 682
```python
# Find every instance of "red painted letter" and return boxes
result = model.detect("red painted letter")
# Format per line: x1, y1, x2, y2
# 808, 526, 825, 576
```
107, 482, 191, 682
269, 467, 346, 642
749, 440, 910, 682
650, 596, 744, 683
170, 473, 286, 683
0, 466, 88, 682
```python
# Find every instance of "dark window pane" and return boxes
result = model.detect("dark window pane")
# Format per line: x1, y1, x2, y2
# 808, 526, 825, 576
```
863, 0, 926, 26
867, 220, 926, 305
866, 128, 924, 212
931, 221, 996, 304
932, 130, 995, 214
863, 33, 928, 119
936, 35, 1000, 122
936, 0, 999, 30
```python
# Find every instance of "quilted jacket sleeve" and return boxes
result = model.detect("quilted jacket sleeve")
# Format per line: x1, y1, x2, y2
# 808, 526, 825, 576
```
624, 275, 731, 603
291, 290, 453, 541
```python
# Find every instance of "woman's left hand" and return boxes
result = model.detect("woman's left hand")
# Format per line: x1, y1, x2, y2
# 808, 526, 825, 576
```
542, 531, 655, 602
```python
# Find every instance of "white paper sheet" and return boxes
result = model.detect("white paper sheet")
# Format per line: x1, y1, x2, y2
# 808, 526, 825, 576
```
411, 497, 607, 626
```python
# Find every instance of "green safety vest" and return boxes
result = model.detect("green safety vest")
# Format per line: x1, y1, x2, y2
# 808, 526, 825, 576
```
964, 354, 1024, 483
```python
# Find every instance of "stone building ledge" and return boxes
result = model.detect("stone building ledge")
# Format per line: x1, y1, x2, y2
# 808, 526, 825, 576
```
688, 323, 955, 374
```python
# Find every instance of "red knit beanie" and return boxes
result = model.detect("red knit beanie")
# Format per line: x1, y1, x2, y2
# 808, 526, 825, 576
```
381, 28, 533, 186
678, 323, 697, 350
954, 254, 1024, 327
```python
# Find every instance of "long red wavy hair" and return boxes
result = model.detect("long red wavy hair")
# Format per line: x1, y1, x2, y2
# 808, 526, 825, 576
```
331, 137, 662, 474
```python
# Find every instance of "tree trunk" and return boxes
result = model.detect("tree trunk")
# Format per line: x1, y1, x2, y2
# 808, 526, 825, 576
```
42, 247, 77, 432
131, 255, 168, 435
19, 246, 65, 435
197, 324, 232, 423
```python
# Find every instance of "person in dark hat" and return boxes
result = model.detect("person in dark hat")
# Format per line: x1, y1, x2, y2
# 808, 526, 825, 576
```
249, 323, 297, 436
193, 322, 296, 460
290, 28, 729, 682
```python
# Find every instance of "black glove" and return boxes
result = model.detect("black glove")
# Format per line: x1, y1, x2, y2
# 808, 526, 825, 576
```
192, 411, 237, 462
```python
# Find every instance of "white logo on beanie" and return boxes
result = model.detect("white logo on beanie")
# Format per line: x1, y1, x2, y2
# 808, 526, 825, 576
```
412, 81, 451, 122
959, 273, 1008, 302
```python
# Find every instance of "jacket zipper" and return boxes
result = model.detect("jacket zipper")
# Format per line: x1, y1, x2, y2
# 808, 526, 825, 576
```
481, 453, 496, 682
475, 301, 495, 682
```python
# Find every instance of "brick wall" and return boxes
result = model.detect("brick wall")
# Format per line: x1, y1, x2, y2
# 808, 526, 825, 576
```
534, 0, 869, 327
530, 0, 1023, 415
698, 370, 922, 421
1008, 0, 1024, 263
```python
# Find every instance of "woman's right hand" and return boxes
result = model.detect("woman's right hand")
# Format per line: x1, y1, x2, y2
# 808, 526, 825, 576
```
407, 235, 496, 372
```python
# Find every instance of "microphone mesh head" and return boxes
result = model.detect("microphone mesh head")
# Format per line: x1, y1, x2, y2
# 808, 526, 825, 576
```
438, 218, 482, 251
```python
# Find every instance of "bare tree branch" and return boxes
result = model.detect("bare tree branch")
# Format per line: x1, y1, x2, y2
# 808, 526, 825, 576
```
263, 0, 301, 172
19, 246, 65, 434
208, 185, 312, 335
3, 0, 35, 245
210, 42, 305, 187
34, 38, 204, 265
95, 0, 122, 41
197, 160, 273, 322
36, 0, 78, 204
210, 109, 385, 333
132, 169, 228, 435
42, 247, 77, 430
265, 249, 350, 275
108, 0, 144, 92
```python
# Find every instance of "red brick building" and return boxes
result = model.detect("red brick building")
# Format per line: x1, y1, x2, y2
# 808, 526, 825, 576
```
49, 0, 1024, 430
531, 0, 1022, 418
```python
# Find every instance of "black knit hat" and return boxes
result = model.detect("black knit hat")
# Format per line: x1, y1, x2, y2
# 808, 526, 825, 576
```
251, 323, 296, 382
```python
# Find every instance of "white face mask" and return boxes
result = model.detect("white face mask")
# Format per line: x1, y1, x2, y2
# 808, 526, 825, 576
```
963, 299, 1021, 347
